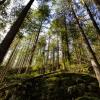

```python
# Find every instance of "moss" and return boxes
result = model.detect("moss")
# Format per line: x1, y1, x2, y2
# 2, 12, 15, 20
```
1, 73, 100, 100
76, 96, 100, 100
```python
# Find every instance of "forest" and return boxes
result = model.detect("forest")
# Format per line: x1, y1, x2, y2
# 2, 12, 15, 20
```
0, 0, 100, 100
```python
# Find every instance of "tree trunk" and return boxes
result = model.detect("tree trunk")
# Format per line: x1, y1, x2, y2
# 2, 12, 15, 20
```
72, 6, 100, 86
84, 1, 100, 36
0, 38, 21, 83
63, 15, 71, 64
52, 47, 55, 71
17, 38, 32, 74
61, 34, 67, 70
57, 35, 59, 70
0, 0, 34, 64
27, 21, 43, 71
46, 36, 50, 67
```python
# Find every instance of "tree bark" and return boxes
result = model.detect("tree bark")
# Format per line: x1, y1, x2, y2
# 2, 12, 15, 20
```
0, 0, 34, 64
0, 38, 21, 83
84, 2, 100, 36
17, 38, 32, 74
57, 35, 59, 70
72, 6, 100, 86
52, 47, 55, 71
63, 15, 71, 64
61, 34, 67, 70
46, 36, 50, 67
27, 21, 43, 70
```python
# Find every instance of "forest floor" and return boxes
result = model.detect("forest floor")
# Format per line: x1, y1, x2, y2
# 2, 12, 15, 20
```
0, 72, 100, 100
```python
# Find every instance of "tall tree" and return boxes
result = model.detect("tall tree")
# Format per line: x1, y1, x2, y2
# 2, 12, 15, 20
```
82, 0, 100, 36
71, 6, 100, 86
0, 0, 34, 64
27, 4, 50, 69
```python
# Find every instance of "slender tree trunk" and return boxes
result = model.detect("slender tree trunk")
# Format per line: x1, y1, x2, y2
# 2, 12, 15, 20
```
26, 21, 43, 72
57, 35, 59, 70
72, 6, 100, 86
64, 15, 71, 64
46, 36, 50, 68
15, 48, 24, 69
84, 1, 100, 36
0, 38, 21, 83
7, 46, 19, 68
61, 35, 67, 70
17, 38, 32, 73
43, 45, 46, 73
14, 40, 27, 72
0, 0, 34, 64
52, 47, 55, 71
6, 39, 21, 67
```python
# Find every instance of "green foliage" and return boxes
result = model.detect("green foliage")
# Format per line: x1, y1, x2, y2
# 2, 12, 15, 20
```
0, 1, 100, 100
35, 4, 50, 21
2, 73, 99, 100
67, 64, 90, 73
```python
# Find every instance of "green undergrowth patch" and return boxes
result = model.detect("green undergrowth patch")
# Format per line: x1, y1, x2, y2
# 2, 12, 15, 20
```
1, 72, 100, 100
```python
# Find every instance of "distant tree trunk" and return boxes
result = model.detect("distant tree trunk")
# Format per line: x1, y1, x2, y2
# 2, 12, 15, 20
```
6, 38, 21, 67
7, 45, 19, 68
57, 35, 59, 70
46, 36, 50, 67
6, 34, 23, 67
0, 0, 6, 5
17, 38, 32, 74
61, 34, 67, 70
0, 0, 34, 64
63, 15, 71, 64
72, 6, 100, 86
84, 1, 100, 36
43, 45, 46, 73
52, 47, 55, 71
25, 21, 43, 73
0, 37, 21, 83
14, 45, 25, 70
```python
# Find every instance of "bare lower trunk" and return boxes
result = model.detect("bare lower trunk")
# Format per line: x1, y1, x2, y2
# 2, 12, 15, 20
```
52, 48, 55, 71
57, 36, 59, 70
46, 36, 50, 68
64, 15, 71, 64
91, 59, 100, 87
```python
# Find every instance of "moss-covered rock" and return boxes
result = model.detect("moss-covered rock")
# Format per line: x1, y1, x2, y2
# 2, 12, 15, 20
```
0, 72, 100, 100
